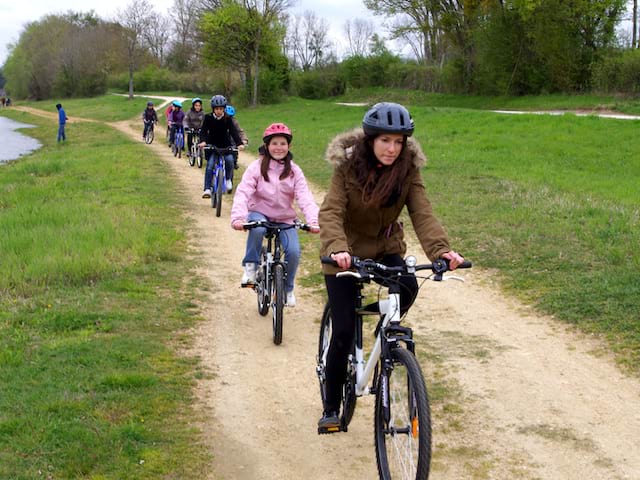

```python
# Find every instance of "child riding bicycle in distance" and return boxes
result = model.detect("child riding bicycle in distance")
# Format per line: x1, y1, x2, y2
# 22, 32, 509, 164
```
198, 94, 245, 198
317, 102, 464, 430
230, 123, 320, 307
168, 100, 185, 148
142, 101, 158, 139
184, 97, 204, 153
225, 105, 249, 169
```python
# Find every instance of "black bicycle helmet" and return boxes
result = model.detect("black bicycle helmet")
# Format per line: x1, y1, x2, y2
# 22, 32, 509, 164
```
362, 102, 414, 137
210, 95, 227, 108
147, 101, 154, 107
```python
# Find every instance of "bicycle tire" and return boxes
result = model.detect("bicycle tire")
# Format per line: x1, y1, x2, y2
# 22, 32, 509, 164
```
272, 263, 285, 345
145, 126, 154, 144
188, 144, 196, 166
375, 347, 431, 480
172, 142, 178, 157
215, 169, 224, 217
197, 150, 203, 168
256, 249, 269, 316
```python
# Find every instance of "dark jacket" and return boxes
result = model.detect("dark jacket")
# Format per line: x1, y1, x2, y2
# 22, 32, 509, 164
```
199, 113, 242, 148
319, 129, 451, 274
142, 108, 158, 122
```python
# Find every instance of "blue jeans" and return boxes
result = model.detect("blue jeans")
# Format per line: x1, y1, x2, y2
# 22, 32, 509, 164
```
243, 211, 300, 293
57, 124, 66, 141
204, 151, 235, 190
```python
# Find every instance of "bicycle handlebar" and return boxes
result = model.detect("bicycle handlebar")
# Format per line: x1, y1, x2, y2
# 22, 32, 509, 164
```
243, 220, 312, 232
201, 145, 238, 153
320, 255, 472, 280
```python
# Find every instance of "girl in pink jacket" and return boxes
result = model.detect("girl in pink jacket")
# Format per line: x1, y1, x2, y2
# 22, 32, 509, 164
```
231, 123, 320, 307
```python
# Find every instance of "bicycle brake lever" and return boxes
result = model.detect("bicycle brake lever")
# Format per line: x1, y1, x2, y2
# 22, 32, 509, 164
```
442, 275, 465, 282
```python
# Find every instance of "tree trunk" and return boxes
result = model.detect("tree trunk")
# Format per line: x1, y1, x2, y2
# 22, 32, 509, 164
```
128, 62, 134, 99
634, 0, 638, 48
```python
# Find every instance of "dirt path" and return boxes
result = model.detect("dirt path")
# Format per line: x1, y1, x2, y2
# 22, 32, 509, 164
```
20, 105, 640, 479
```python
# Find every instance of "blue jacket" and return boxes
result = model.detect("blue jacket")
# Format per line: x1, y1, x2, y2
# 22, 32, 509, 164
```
58, 108, 67, 125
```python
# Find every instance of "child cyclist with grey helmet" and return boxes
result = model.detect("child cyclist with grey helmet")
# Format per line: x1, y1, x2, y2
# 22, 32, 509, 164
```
317, 102, 465, 430
141, 101, 158, 140
198, 94, 244, 198
230, 123, 320, 307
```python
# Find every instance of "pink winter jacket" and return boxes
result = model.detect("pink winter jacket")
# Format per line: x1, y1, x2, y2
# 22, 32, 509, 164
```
230, 158, 319, 226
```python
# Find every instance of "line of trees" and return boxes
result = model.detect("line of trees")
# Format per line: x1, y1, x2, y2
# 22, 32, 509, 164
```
1, 0, 639, 103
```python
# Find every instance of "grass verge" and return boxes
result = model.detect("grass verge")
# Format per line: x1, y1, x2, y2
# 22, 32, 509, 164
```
0, 109, 209, 478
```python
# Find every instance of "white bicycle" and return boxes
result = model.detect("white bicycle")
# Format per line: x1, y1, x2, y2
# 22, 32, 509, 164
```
317, 255, 471, 479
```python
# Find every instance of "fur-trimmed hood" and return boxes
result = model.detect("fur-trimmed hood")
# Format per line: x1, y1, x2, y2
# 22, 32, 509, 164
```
324, 128, 427, 169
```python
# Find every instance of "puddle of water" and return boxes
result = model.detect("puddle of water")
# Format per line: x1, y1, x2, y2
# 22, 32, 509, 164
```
0, 116, 42, 164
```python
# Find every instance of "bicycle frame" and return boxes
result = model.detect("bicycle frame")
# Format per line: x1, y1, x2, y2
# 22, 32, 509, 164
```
352, 292, 401, 397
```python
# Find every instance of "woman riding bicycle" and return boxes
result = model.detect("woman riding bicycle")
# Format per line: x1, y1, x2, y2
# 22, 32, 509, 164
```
317, 102, 465, 430
168, 100, 185, 147
184, 97, 204, 153
230, 123, 320, 307
198, 94, 244, 198
142, 101, 158, 140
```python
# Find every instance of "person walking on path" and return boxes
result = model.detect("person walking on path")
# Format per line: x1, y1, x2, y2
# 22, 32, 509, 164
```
56, 103, 68, 142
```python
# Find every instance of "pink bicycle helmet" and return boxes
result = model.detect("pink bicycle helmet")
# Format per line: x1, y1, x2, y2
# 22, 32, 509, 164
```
263, 123, 292, 143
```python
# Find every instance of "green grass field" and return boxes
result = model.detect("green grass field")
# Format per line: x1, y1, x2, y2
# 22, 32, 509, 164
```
0, 110, 209, 478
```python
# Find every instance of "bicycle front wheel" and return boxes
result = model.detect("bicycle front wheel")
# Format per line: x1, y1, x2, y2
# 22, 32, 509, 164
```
145, 126, 154, 144
272, 263, 285, 345
215, 169, 224, 217
375, 347, 431, 480
188, 146, 196, 166
256, 251, 269, 316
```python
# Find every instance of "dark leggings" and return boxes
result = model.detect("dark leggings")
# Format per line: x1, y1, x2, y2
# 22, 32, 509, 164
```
323, 254, 418, 413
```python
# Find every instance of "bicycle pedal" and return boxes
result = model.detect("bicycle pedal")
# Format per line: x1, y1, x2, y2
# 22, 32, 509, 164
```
317, 425, 341, 435
240, 282, 255, 288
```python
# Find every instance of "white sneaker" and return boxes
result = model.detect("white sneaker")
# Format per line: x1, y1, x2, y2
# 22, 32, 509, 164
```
241, 263, 256, 285
202, 188, 211, 198
286, 291, 296, 307
225, 179, 233, 192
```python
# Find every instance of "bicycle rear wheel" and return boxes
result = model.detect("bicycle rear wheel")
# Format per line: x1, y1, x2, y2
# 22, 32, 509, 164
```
272, 263, 285, 345
375, 347, 431, 480
215, 169, 224, 217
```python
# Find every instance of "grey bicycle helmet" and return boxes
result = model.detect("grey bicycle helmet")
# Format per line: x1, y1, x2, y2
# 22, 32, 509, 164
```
362, 102, 414, 137
210, 95, 227, 108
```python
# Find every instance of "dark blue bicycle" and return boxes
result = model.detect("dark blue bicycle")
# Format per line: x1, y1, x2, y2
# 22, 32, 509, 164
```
203, 145, 237, 217
172, 126, 185, 158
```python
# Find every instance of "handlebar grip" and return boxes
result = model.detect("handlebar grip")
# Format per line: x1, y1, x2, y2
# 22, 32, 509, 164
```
458, 260, 473, 269
320, 256, 338, 266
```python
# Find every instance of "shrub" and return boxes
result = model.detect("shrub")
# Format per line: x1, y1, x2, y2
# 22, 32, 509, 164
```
593, 49, 640, 94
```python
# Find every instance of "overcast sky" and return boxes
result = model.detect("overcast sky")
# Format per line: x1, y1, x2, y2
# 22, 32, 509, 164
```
0, 0, 380, 66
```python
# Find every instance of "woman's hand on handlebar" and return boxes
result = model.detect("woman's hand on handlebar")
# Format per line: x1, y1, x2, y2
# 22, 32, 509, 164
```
231, 220, 244, 231
238, 144, 245, 151
331, 251, 351, 270
308, 224, 320, 234
197, 141, 206, 148
442, 250, 464, 270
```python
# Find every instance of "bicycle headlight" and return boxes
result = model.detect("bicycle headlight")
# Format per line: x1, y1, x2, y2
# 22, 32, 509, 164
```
405, 256, 417, 268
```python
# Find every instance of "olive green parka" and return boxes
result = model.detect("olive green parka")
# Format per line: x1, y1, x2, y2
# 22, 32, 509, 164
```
319, 129, 451, 274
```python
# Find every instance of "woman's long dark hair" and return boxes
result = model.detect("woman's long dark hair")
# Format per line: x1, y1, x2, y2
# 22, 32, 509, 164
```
352, 134, 411, 208
259, 143, 293, 182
